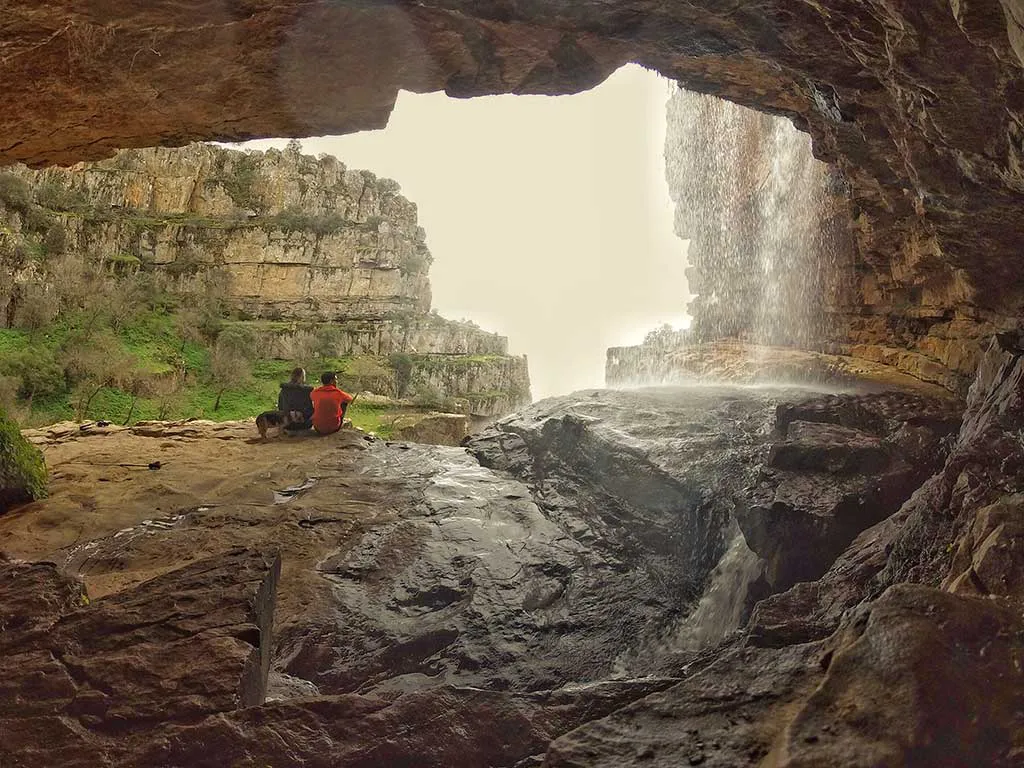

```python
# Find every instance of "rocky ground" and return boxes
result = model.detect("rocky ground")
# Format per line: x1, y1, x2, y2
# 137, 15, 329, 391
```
2, 340, 1022, 766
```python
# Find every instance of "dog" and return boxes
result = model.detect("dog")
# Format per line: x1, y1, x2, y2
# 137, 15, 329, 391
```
255, 410, 307, 440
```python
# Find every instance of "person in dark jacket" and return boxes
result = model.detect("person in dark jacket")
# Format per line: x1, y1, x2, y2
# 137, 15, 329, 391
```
277, 367, 314, 431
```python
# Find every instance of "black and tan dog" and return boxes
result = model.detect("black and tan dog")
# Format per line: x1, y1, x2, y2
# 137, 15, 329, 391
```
255, 409, 307, 440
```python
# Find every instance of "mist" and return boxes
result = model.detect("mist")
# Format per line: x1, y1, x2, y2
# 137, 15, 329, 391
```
241, 64, 689, 400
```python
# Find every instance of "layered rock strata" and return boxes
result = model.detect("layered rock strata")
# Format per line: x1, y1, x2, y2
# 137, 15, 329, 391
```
0, 143, 532, 414
3, 143, 431, 322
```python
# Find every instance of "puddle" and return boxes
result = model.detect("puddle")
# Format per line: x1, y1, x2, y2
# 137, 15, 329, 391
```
112, 514, 187, 537
273, 477, 318, 504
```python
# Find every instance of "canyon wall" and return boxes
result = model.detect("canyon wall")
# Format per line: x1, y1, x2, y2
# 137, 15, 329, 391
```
0, 144, 532, 417
2, 143, 432, 323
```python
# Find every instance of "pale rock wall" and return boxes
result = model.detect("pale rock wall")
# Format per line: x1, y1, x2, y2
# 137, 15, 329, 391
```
416, 355, 532, 418
6, 143, 432, 321
245, 317, 509, 359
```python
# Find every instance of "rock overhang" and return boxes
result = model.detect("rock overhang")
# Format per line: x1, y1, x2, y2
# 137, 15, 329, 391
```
2, 1, 1023, 384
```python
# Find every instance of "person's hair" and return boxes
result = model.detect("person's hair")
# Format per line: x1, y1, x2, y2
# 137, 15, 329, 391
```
290, 367, 305, 384
320, 371, 337, 386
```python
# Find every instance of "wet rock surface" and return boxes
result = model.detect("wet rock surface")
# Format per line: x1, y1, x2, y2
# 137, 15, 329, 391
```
0, 549, 280, 766
2, 362, 1022, 766
739, 391, 962, 592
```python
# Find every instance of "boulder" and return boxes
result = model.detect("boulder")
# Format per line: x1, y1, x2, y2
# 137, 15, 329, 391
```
779, 585, 1024, 768
0, 548, 281, 766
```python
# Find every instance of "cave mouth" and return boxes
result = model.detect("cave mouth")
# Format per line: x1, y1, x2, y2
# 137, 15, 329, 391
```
238, 63, 693, 400
237, 62, 842, 399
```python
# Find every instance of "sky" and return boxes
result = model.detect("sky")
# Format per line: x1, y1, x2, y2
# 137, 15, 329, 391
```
241, 64, 690, 400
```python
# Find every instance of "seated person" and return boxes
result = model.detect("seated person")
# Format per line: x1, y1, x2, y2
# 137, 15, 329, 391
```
277, 367, 314, 431
310, 371, 354, 436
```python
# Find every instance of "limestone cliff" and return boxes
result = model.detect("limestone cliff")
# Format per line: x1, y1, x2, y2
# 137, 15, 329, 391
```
4, 143, 432, 322
0, 144, 532, 419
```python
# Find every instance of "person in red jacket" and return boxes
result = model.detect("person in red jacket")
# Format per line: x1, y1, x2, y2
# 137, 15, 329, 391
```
310, 371, 354, 435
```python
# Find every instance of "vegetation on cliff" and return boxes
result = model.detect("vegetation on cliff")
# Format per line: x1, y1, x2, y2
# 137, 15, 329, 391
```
0, 145, 531, 432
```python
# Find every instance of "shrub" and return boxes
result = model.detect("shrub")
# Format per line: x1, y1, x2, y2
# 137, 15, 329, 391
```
309, 211, 347, 235
270, 205, 309, 233
0, 173, 31, 211
388, 352, 414, 399
23, 206, 56, 234
314, 325, 341, 359
0, 349, 67, 402
399, 247, 431, 277
0, 407, 48, 509
35, 179, 88, 211
42, 223, 68, 255
219, 153, 262, 211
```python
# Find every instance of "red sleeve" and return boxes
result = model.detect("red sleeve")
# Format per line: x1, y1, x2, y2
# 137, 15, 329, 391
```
340, 390, 354, 405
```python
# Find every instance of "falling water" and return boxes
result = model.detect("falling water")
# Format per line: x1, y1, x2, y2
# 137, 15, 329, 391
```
667, 525, 764, 652
665, 87, 850, 347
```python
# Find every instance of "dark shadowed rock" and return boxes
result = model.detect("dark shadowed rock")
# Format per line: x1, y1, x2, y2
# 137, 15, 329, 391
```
0, 548, 280, 766
145, 680, 680, 768
779, 584, 1024, 768
737, 392, 961, 591
544, 640, 824, 768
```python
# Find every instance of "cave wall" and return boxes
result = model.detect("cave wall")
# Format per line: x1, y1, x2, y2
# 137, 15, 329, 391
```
1, 1, 1022, 384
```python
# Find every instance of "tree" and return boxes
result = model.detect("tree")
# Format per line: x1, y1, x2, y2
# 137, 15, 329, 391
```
61, 332, 133, 420
152, 373, 185, 420
119, 367, 155, 425
0, 349, 67, 404
388, 352, 414, 399
208, 328, 253, 411
11, 281, 60, 331
315, 325, 340, 359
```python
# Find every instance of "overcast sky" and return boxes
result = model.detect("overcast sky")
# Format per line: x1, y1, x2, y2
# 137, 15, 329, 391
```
242, 64, 689, 399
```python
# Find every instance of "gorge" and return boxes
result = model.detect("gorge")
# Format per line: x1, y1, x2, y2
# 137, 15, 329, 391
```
0, 142, 531, 432
1, 2, 1023, 767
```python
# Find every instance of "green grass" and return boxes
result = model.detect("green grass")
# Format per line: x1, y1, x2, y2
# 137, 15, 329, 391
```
0, 328, 31, 355
347, 402, 394, 439
2, 313, 411, 429
3, 310, 517, 431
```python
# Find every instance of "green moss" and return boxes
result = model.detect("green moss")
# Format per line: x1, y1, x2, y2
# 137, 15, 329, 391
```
0, 409, 47, 507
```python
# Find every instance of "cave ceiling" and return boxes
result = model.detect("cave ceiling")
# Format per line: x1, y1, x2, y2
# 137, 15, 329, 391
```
3, 1, 1023, 350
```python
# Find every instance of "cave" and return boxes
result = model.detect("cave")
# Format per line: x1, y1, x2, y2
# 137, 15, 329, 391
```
1, 2, 1023, 766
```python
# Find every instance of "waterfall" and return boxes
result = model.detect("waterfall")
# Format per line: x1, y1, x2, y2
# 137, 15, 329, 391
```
665, 88, 850, 348
666, 526, 764, 652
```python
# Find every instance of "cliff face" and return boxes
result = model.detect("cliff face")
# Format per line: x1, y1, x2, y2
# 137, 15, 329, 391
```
0, 144, 532, 419
4, 143, 431, 322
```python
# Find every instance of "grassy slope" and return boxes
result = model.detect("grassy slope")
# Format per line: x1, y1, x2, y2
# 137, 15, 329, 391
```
0, 313, 398, 436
